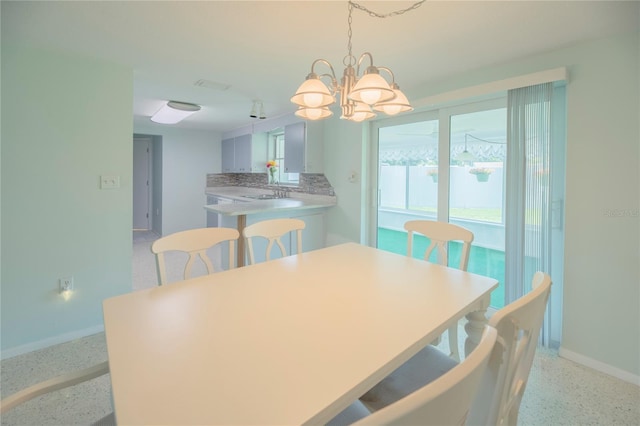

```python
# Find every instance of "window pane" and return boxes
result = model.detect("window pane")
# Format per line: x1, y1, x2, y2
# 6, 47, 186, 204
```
377, 119, 438, 261
450, 108, 507, 308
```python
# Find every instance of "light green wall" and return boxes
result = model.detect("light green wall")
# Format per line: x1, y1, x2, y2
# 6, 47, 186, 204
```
323, 119, 366, 246
324, 31, 640, 376
1, 45, 133, 352
560, 33, 639, 377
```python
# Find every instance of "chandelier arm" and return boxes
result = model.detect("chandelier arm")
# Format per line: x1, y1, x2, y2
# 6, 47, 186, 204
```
310, 59, 337, 81
317, 73, 340, 95
355, 52, 374, 76
377, 66, 396, 85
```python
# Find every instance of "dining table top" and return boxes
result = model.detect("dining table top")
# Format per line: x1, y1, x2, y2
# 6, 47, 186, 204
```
103, 242, 497, 425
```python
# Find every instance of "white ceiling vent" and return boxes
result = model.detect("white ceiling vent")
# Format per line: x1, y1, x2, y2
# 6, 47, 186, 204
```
194, 79, 231, 91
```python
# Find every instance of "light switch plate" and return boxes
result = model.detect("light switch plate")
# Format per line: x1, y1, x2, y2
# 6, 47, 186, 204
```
100, 175, 120, 189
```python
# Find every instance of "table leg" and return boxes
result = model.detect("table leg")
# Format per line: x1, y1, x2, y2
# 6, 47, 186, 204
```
237, 215, 246, 267
463, 295, 490, 357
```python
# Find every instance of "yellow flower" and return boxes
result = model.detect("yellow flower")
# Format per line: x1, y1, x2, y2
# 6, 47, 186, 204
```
266, 160, 278, 169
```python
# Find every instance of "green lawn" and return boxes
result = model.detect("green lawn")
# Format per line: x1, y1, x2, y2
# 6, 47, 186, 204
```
377, 227, 506, 308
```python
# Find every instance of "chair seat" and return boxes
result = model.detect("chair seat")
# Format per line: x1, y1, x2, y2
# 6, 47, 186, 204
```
326, 400, 372, 426
359, 345, 458, 412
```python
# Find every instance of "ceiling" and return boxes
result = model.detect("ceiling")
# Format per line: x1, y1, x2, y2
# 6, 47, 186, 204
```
2, 1, 638, 134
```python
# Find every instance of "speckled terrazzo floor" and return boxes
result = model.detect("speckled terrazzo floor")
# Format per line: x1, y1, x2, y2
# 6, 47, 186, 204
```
1, 231, 639, 425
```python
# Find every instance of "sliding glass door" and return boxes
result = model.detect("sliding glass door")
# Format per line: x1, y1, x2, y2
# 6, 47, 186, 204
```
371, 90, 565, 347
373, 98, 508, 309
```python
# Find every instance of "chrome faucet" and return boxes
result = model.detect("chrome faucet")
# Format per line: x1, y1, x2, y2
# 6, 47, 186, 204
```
271, 186, 291, 199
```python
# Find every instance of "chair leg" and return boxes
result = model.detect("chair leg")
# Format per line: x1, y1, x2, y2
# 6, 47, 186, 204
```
448, 323, 460, 362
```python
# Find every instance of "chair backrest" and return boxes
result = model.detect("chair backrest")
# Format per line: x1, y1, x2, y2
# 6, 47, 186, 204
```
468, 271, 552, 426
352, 326, 497, 426
151, 227, 240, 285
242, 218, 305, 265
0, 361, 114, 425
404, 220, 474, 270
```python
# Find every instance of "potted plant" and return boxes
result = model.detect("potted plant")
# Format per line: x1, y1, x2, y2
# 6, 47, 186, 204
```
469, 167, 494, 182
426, 168, 438, 183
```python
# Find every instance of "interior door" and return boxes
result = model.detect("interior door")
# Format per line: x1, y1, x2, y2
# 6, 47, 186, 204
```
133, 137, 152, 230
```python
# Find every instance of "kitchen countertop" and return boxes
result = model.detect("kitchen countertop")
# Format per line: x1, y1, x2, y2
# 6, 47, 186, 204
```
204, 186, 337, 216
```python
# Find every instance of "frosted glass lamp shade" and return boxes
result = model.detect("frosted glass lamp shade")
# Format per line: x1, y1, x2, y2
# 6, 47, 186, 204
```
348, 73, 395, 105
373, 88, 413, 115
295, 106, 333, 120
344, 102, 376, 122
291, 78, 335, 108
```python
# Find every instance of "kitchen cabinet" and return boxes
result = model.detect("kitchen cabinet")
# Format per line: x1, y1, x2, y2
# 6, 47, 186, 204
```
233, 134, 252, 172
221, 138, 235, 172
283, 121, 324, 173
221, 133, 268, 173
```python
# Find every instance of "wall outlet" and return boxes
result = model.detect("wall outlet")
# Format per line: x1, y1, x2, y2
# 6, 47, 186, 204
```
59, 276, 74, 293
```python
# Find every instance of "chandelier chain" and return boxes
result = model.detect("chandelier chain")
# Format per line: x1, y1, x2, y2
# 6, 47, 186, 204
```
344, 0, 424, 67
343, 2, 356, 65
345, 2, 355, 66
349, 0, 426, 19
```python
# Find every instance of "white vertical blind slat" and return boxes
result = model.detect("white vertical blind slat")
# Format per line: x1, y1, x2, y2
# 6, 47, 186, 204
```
506, 82, 553, 346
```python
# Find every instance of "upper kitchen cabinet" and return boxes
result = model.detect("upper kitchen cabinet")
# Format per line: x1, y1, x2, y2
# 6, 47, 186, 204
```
221, 138, 235, 172
250, 132, 268, 172
283, 121, 324, 173
221, 133, 268, 173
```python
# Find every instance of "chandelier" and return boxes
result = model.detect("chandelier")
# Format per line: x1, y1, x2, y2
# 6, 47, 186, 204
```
290, 1, 424, 122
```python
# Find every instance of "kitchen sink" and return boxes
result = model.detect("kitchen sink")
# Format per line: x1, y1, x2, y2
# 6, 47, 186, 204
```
242, 194, 279, 200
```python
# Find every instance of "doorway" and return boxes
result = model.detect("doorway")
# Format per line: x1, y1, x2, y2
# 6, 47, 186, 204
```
133, 136, 152, 230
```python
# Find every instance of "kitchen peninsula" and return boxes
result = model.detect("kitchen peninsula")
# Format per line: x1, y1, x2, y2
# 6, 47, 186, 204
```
204, 184, 336, 267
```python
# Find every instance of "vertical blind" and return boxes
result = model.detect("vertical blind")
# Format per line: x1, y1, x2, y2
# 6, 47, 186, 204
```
505, 82, 554, 347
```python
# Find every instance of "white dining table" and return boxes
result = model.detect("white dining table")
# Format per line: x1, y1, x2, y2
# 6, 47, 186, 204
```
103, 242, 497, 425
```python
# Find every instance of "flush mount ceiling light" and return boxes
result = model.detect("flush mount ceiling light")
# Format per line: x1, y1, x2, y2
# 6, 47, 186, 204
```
151, 101, 201, 124
291, 1, 422, 122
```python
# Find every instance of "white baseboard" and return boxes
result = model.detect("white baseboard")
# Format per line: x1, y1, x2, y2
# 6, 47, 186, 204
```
1, 325, 105, 360
559, 346, 640, 386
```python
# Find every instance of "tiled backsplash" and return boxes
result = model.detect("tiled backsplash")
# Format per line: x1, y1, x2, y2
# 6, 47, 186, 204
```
206, 173, 335, 196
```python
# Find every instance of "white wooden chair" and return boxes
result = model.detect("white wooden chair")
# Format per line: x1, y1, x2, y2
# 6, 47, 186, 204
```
360, 272, 552, 426
405, 219, 474, 361
351, 326, 498, 426
242, 218, 305, 265
151, 227, 240, 285
468, 271, 552, 426
0, 361, 114, 425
